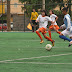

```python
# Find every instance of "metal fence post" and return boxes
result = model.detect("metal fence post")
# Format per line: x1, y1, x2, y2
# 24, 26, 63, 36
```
24, 4, 25, 32
69, 0, 71, 16
2, 0, 3, 32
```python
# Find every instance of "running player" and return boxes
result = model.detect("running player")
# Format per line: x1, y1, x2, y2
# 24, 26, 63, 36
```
59, 7, 72, 47
48, 10, 61, 38
60, 23, 72, 40
36, 10, 55, 46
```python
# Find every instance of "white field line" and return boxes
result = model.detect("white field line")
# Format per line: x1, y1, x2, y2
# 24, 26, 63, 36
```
18, 47, 70, 49
0, 53, 72, 63
19, 40, 68, 43
1, 62, 72, 65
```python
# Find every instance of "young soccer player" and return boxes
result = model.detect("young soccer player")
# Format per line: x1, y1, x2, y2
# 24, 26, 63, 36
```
59, 7, 72, 47
48, 10, 61, 38
36, 10, 55, 46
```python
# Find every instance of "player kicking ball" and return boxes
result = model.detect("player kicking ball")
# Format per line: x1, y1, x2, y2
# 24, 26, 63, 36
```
36, 10, 55, 46
59, 7, 72, 47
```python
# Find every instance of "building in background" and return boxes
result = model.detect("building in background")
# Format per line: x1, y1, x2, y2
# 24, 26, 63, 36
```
0, 0, 6, 14
10, 0, 24, 14
0, 0, 24, 15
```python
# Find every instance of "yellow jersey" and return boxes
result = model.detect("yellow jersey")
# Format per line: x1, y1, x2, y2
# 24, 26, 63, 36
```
30, 12, 38, 20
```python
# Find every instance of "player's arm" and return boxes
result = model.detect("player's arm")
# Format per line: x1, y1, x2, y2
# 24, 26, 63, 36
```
55, 16, 58, 21
35, 15, 40, 23
60, 24, 66, 29
30, 12, 33, 21
47, 17, 53, 24
66, 16, 71, 29
53, 15, 58, 23
36, 12, 38, 17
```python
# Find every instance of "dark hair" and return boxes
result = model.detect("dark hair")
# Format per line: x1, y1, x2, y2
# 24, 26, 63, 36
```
41, 10, 48, 16
33, 9, 35, 10
62, 7, 68, 12
50, 10, 54, 14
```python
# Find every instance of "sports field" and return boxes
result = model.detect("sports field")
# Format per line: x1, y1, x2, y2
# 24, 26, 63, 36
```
0, 32, 72, 72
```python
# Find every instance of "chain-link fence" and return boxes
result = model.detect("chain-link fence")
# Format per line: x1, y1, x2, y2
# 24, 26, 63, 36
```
0, 0, 72, 32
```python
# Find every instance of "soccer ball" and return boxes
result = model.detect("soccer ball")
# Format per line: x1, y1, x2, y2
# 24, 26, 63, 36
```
45, 44, 52, 51
70, 26, 72, 33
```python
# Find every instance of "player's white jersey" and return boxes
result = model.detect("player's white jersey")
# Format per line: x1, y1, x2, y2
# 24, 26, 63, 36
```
64, 14, 72, 29
50, 14, 57, 25
61, 14, 72, 37
37, 15, 52, 28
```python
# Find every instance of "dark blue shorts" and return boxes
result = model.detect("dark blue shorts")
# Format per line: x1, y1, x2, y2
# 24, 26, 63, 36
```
32, 20, 37, 25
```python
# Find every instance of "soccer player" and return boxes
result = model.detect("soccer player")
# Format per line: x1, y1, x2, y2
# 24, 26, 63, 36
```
60, 23, 72, 40
48, 10, 61, 38
36, 10, 55, 46
59, 7, 72, 47
30, 9, 38, 32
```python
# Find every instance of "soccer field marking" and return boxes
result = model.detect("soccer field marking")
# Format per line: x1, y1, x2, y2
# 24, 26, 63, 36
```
21, 40, 68, 43
20, 46, 70, 49
0, 53, 72, 63
1, 62, 72, 65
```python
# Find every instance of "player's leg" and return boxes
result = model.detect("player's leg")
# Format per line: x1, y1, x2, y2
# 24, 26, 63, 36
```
70, 37, 72, 40
32, 25, 34, 32
48, 25, 53, 38
36, 28, 44, 44
68, 34, 72, 47
32, 20, 34, 32
69, 41, 72, 47
59, 34, 71, 42
48, 29, 52, 38
32, 20, 36, 32
35, 22, 38, 30
59, 30, 72, 47
59, 34, 72, 47
53, 25, 61, 34
36, 25, 38, 30
34, 20, 38, 30
42, 33, 55, 46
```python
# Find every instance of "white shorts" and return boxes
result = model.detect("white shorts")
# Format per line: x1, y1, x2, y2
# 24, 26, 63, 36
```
61, 29, 72, 37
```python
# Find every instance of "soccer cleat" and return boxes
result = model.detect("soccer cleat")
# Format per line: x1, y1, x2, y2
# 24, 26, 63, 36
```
52, 40, 55, 46
64, 39, 65, 41
68, 41, 72, 47
40, 40, 44, 44
68, 44, 71, 47
32, 30, 34, 32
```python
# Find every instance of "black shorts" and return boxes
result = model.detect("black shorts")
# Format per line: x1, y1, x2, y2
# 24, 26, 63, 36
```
32, 20, 37, 25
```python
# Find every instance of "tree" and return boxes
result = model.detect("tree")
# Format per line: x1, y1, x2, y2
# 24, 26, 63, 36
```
7, 0, 11, 31
46, 0, 64, 11
19, 0, 71, 16
42, 0, 45, 10
68, 0, 71, 16
19, 0, 42, 17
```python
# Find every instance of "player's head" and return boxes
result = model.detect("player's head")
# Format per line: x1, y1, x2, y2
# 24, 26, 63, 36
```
62, 7, 68, 15
49, 10, 54, 15
41, 10, 47, 16
33, 9, 36, 12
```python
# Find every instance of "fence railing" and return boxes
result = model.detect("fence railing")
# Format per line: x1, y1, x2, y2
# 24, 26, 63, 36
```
0, 3, 72, 32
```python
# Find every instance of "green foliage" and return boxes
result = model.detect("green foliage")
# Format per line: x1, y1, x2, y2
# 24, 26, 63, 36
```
19, 0, 64, 17
54, 10, 62, 15
19, 0, 42, 17
0, 14, 7, 20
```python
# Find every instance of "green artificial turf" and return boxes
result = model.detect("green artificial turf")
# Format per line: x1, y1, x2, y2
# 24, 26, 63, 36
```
0, 32, 72, 72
